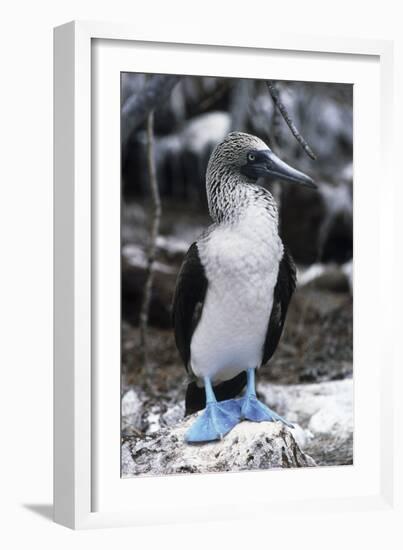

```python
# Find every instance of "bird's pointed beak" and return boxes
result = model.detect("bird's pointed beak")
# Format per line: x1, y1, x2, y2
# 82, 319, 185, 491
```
262, 149, 317, 189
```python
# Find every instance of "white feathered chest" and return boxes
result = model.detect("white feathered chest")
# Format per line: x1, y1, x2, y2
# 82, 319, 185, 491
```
190, 203, 284, 384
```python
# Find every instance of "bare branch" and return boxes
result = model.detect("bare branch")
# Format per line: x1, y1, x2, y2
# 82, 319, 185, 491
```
230, 79, 252, 132
197, 79, 230, 112
139, 111, 162, 371
266, 81, 317, 160
121, 74, 180, 146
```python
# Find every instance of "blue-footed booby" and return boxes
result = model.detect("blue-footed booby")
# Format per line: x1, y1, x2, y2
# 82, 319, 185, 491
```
172, 132, 316, 443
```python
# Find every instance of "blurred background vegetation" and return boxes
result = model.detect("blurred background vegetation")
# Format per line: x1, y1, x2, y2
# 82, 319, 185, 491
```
120, 75, 353, 465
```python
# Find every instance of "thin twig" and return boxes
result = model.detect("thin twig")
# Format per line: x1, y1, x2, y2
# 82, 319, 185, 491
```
267, 81, 317, 160
268, 104, 283, 217
271, 105, 283, 151
139, 111, 162, 372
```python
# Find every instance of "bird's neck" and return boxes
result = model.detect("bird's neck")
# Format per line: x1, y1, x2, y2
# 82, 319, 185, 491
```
206, 169, 278, 226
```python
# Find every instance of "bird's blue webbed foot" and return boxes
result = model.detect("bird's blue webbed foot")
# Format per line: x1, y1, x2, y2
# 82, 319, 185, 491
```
240, 394, 294, 428
185, 378, 241, 443
239, 368, 294, 429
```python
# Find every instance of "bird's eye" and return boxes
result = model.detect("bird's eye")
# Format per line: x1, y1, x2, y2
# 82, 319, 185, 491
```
248, 153, 255, 162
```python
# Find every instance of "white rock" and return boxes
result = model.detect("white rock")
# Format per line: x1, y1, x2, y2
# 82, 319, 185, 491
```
145, 406, 164, 434
122, 244, 176, 274
342, 259, 353, 294
258, 379, 353, 465
182, 112, 231, 154
297, 264, 327, 287
160, 402, 186, 428
289, 423, 313, 449
122, 417, 316, 477
121, 389, 143, 433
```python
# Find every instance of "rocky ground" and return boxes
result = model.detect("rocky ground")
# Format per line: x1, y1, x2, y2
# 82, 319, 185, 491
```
121, 375, 352, 477
122, 418, 316, 477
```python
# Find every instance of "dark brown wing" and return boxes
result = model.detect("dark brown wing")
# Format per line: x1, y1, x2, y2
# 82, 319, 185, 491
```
172, 242, 208, 371
262, 246, 297, 365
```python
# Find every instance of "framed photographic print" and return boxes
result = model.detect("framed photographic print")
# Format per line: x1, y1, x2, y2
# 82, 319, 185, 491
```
54, 21, 397, 530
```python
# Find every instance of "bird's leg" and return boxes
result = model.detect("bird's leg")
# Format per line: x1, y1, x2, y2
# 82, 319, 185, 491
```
240, 368, 294, 428
185, 377, 241, 443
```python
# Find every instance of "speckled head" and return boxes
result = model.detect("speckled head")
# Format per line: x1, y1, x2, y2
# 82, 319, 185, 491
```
207, 132, 268, 173
207, 131, 316, 188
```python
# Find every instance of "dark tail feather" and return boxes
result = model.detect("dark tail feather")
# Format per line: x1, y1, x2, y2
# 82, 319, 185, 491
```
185, 371, 247, 416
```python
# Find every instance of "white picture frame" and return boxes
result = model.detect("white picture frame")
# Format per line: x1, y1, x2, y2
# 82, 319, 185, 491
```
54, 20, 398, 530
